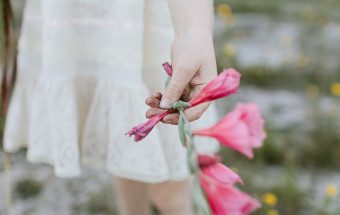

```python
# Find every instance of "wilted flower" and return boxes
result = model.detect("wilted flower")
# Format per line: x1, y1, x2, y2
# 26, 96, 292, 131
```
189, 68, 241, 107
126, 109, 173, 141
198, 154, 243, 185
193, 103, 266, 159
200, 173, 261, 215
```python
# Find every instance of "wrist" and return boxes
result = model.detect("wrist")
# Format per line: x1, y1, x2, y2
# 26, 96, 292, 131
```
168, 0, 213, 38
174, 27, 212, 39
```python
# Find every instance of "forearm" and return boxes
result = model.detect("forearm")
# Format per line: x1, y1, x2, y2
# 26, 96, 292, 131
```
167, 0, 213, 36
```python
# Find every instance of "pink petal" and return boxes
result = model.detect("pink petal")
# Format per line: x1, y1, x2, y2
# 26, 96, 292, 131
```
200, 175, 261, 215
201, 163, 244, 185
126, 109, 173, 142
189, 68, 241, 106
193, 103, 265, 159
162, 62, 173, 76
197, 154, 221, 167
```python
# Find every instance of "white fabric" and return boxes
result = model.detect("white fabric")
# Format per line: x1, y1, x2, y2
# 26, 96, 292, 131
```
3, 0, 219, 182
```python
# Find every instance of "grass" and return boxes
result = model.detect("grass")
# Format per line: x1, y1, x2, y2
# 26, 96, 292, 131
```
14, 178, 43, 199
215, 0, 340, 21
72, 186, 117, 215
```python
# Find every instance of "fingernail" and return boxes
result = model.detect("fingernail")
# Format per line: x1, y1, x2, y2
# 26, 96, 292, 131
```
160, 98, 172, 109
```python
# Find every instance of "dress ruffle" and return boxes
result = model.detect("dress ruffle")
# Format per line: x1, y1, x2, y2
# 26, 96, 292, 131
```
4, 0, 219, 183
4, 76, 219, 181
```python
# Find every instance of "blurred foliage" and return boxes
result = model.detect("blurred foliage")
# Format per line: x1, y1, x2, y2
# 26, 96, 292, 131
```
299, 106, 340, 168
220, 106, 340, 168
215, 0, 340, 214
215, 0, 340, 20
74, 187, 117, 215
14, 178, 43, 199
271, 173, 306, 214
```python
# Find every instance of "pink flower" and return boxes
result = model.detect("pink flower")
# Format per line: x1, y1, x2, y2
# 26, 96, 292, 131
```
126, 109, 173, 141
162, 62, 173, 76
200, 174, 261, 215
197, 154, 221, 167
189, 68, 241, 107
198, 154, 260, 214
127, 64, 240, 142
193, 103, 266, 159
198, 154, 243, 185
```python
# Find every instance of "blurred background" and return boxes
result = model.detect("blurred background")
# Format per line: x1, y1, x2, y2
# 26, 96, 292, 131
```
1, 0, 340, 214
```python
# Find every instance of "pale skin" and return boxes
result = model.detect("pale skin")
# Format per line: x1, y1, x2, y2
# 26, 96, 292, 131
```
145, 0, 217, 124
115, 1, 216, 215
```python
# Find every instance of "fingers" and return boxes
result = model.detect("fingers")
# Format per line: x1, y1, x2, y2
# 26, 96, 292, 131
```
160, 64, 198, 108
184, 102, 210, 121
145, 92, 163, 108
145, 97, 161, 108
146, 101, 211, 124
161, 102, 211, 125
152, 92, 162, 100
145, 108, 166, 119
162, 113, 180, 125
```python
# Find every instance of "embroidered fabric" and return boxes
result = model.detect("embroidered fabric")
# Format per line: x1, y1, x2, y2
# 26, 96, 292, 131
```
3, 0, 219, 182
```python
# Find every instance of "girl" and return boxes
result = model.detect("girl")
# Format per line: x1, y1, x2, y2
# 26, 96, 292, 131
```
3, 0, 218, 214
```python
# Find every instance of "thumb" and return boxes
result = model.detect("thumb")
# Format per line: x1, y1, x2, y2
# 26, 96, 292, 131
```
160, 66, 193, 108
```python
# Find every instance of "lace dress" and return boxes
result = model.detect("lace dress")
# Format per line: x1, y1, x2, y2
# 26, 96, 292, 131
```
3, 0, 219, 183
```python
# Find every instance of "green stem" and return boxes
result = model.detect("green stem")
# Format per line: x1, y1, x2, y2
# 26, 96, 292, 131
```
177, 105, 212, 215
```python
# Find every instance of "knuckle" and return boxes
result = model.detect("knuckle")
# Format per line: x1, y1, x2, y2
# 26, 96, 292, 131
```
145, 97, 151, 104
190, 111, 202, 121
165, 84, 183, 98
145, 109, 154, 118
145, 110, 150, 118
173, 63, 195, 75
163, 118, 171, 124
171, 119, 178, 125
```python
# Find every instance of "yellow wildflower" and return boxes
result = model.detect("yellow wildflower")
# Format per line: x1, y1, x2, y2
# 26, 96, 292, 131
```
326, 184, 338, 197
267, 210, 279, 215
223, 43, 237, 57
331, 83, 340, 96
305, 85, 319, 98
262, 193, 278, 206
217, 4, 232, 19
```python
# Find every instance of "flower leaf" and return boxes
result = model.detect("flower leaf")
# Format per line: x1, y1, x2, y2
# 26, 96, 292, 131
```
172, 100, 192, 109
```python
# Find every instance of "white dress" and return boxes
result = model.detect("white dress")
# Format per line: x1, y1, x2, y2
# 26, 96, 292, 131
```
3, 0, 219, 183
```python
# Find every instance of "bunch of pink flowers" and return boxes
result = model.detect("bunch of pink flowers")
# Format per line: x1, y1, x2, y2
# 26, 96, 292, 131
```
127, 62, 266, 215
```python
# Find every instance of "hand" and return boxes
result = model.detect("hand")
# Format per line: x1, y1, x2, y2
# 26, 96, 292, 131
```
145, 92, 212, 125
145, 29, 217, 124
